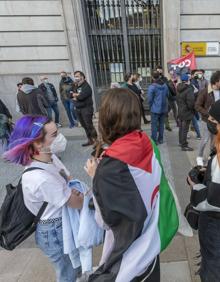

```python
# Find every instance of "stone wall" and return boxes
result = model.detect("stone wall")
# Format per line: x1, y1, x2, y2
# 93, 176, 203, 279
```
0, 0, 94, 122
180, 0, 220, 71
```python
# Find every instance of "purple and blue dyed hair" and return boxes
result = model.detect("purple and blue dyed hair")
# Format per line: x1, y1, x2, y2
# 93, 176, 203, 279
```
3, 115, 50, 166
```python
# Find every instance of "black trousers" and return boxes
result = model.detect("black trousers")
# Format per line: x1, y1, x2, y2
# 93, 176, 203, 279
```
140, 99, 148, 123
132, 256, 160, 282
179, 119, 191, 147
76, 107, 97, 140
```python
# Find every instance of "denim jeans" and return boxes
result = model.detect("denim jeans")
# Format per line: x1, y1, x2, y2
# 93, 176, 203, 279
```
198, 212, 220, 282
151, 113, 165, 144
70, 101, 78, 122
35, 218, 76, 282
62, 99, 77, 127
47, 102, 60, 124
191, 115, 201, 138
198, 121, 214, 158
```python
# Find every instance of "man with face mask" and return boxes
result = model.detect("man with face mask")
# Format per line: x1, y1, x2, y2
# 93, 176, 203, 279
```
197, 69, 209, 91
39, 76, 61, 127
71, 71, 97, 146
195, 71, 220, 166
176, 74, 195, 151
59, 71, 77, 128
156, 65, 168, 84
123, 73, 149, 124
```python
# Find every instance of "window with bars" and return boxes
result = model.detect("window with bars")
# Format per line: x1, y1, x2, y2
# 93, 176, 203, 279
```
83, 0, 162, 91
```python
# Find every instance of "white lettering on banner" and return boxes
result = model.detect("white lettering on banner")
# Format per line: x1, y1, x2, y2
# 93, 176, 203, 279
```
170, 59, 192, 70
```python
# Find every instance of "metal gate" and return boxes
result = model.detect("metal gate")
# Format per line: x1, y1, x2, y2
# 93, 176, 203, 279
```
83, 0, 162, 93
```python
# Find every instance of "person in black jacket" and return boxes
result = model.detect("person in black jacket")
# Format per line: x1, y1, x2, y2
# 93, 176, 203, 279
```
188, 100, 220, 282
39, 76, 61, 127
0, 99, 12, 153
17, 77, 49, 116
122, 73, 149, 124
72, 71, 97, 146
165, 73, 178, 130
176, 74, 195, 151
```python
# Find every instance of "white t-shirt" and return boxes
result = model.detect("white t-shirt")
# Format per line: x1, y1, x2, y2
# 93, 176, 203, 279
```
22, 154, 71, 220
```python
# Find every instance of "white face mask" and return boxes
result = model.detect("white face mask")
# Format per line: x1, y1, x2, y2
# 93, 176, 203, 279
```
198, 73, 203, 79
41, 133, 67, 154
43, 79, 49, 84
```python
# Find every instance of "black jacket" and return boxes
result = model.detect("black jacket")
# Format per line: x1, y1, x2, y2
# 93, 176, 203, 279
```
74, 81, 94, 109
167, 80, 177, 101
59, 77, 73, 101
38, 83, 58, 104
191, 151, 220, 213
17, 88, 49, 116
0, 99, 12, 119
176, 83, 195, 121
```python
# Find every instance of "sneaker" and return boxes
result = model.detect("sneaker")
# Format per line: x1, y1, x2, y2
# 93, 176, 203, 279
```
196, 136, 201, 140
56, 123, 62, 128
196, 157, 204, 166
181, 146, 194, 151
69, 124, 75, 129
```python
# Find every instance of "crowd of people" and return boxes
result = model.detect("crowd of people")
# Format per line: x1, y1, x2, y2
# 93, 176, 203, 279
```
0, 67, 220, 282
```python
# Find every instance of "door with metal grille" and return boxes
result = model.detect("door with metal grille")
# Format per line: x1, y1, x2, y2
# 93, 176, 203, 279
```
83, 0, 162, 95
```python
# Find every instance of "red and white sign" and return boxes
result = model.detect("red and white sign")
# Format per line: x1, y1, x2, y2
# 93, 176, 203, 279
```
167, 52, 197, 75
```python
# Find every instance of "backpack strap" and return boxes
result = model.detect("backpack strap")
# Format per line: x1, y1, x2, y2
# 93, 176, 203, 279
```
34, 202, 48, 224
22, 167, 48, 222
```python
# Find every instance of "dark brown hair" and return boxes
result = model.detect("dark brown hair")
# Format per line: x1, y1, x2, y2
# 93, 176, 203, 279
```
22, 77, 34, 85
74, 71, 85, 79
98, 88, 141, 145
152, 70, 160, 80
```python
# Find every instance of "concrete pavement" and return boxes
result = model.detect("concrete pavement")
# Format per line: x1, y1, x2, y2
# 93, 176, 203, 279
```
0, 120, 202, 282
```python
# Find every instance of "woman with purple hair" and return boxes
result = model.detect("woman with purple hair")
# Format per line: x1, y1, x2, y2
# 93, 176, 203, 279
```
3, 115, 83, 282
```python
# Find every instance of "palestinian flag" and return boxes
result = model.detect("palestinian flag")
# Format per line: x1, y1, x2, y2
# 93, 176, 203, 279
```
89, 130, 179, 282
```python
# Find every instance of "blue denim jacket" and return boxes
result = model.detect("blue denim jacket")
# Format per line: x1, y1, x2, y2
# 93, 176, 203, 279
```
62, 179, 103, 254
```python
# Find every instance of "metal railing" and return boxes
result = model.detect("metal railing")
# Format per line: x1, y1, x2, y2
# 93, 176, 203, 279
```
83, 0, 162, 93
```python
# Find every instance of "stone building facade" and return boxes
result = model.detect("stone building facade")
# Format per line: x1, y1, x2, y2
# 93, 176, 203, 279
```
0, 0, 219, 119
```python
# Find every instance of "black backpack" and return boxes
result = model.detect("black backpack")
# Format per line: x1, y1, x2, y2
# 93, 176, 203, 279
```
0, 167, 48, 250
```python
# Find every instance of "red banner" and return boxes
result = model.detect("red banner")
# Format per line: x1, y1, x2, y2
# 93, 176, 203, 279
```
167, 52, 197, 75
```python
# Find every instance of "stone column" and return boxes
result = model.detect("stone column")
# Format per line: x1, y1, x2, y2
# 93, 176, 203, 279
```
162, 0, 181, 75
61, 0, 97, 110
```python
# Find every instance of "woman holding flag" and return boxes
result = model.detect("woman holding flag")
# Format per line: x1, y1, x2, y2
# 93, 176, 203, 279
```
85, 88, 180, 282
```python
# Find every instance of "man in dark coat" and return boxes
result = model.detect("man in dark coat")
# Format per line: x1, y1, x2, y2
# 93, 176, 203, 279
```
176, 74, 195, 151
39, 76, 61, 127
17, 77, 49, 116
72, 71, 97, 146
59, 71, 77, 128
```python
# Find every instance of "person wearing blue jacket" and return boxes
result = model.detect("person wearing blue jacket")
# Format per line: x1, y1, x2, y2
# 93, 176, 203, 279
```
147, 71, 169, 144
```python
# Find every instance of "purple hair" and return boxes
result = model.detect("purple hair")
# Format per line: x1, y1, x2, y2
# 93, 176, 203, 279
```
3, 115, 50, 166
